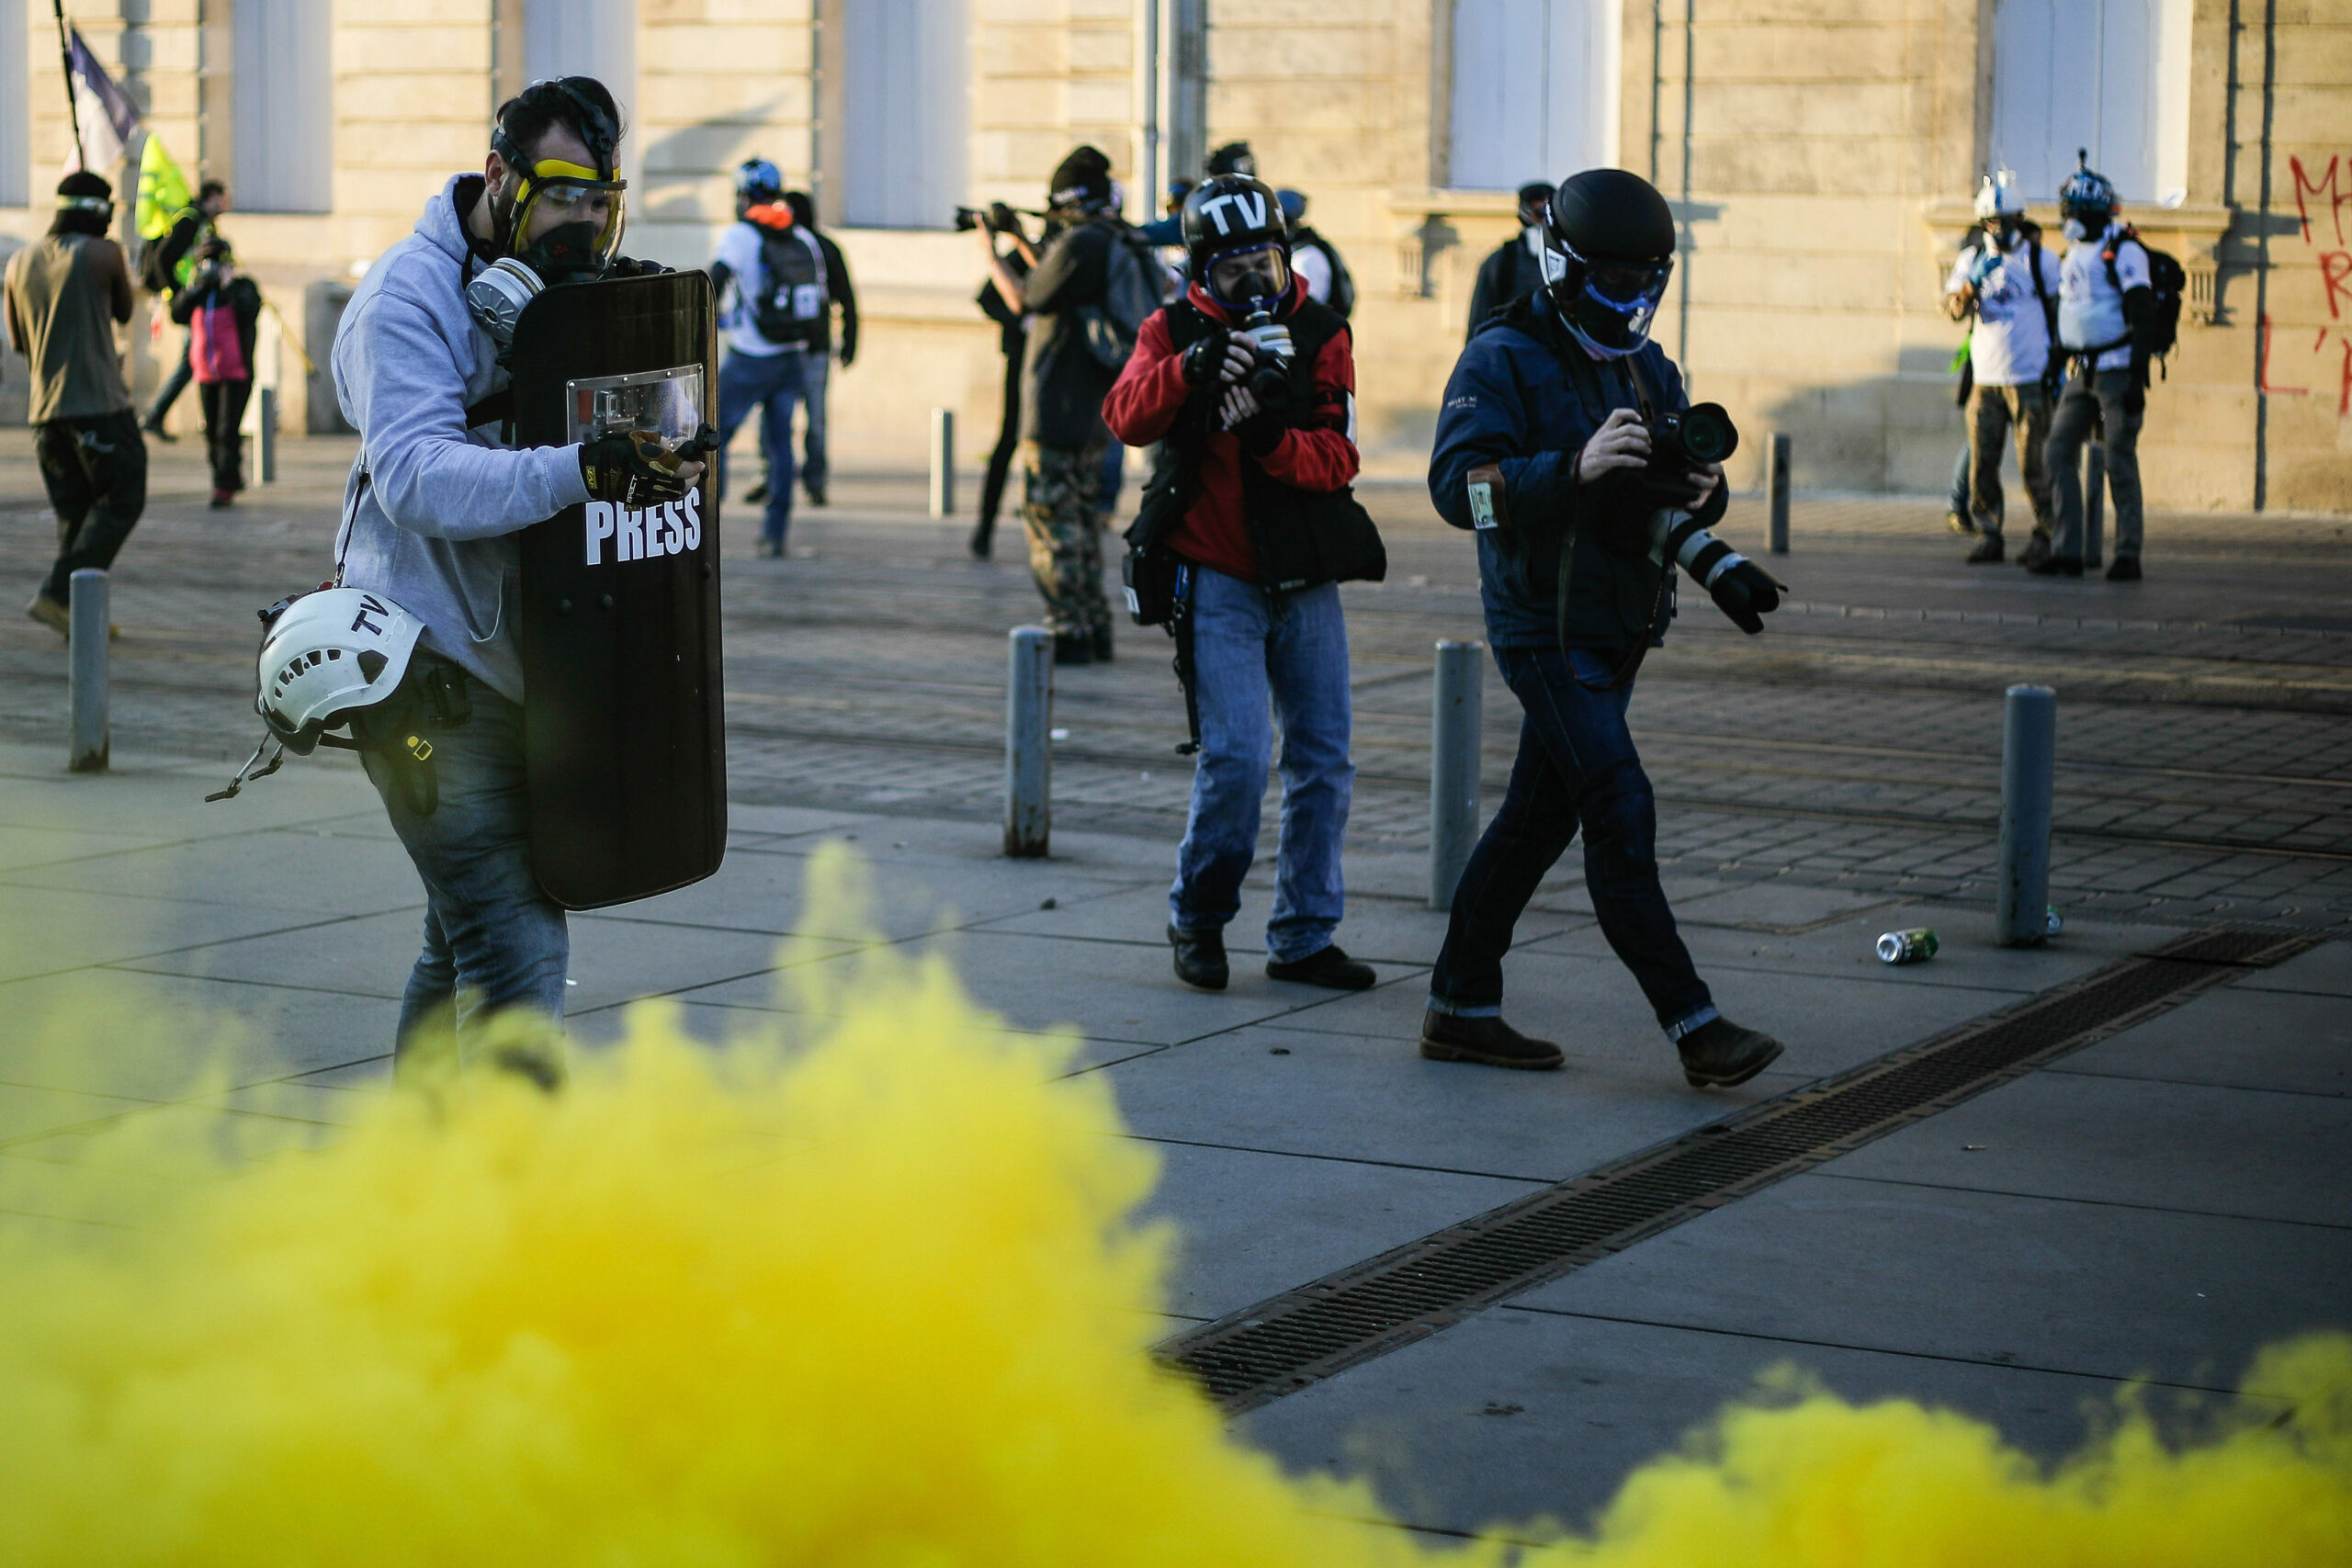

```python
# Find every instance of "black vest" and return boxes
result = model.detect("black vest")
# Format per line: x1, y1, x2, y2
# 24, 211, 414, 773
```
1146, 297, 1385, 592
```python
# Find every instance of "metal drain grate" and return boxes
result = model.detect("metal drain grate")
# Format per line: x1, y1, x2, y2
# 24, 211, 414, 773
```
1159, 925, 2316, 1413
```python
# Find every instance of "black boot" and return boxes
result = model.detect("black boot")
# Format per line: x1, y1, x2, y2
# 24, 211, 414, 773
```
2016, 534, 2052, 570
968, 519, 996, 558
1168, 923, 1228, 990
2027, 553, 2083, 577
1676, 1018, 1784, 1088
1053, 634, 1093, 666
2106, 556, 2142, 581
1965, 534, 2004, 564
1091, 623, 1114, 663
1266, 944, 1374, 990
1419, 1010, 1564, 1070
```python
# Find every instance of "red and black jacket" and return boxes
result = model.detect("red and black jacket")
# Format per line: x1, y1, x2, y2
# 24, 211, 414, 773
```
1102, 277, 1364, 586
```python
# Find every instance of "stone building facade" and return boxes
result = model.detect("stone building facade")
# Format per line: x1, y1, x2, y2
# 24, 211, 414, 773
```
3, 1, 2345, 513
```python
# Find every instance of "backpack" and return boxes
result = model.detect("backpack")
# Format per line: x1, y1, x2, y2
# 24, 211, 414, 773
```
1080, 224, 1170, 372
749, 222, 828, 346
2102, 226, 2185, 373
189, 298, 248, 383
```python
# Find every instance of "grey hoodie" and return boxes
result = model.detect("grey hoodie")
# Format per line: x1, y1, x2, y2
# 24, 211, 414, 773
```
332, 175, 590, 702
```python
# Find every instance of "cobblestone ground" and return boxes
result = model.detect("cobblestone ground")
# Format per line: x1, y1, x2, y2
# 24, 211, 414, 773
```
5, 431, 2349, 931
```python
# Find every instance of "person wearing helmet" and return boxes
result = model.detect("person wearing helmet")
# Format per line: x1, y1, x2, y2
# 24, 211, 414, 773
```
6, 171, 143, 637
1944, 169, 2060, 565
978, 144, 1131, 662
1466, 182, 1557, 342
2042, 152, 2154, 581
707, 158, 827, 554
331, 76, 705, 1078
1422, 168, 1788, 1088
1102, 173, 1385, 995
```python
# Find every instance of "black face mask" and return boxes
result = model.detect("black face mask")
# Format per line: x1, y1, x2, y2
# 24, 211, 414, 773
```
517, 220, 609, 287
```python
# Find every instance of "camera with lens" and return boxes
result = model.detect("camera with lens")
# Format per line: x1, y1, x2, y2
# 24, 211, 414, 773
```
1238, 308, 1293, 405
954, 202, 1024, 234
1646, 401, 1738, 474
1645, 400, 1739, 475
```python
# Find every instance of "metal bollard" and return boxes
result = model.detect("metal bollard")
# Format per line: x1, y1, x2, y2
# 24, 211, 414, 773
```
257, 385, 278, 485
1995, 684, 2056, 946
930, 407, 956, 519
2083, 444, 2105, 570
68, 569, 108, 773
1766, 432, 1792, 555
1004, 626, 1051, 857
1429, 640, 1485, 909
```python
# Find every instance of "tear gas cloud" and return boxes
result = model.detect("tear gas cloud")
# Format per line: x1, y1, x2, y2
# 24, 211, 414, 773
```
1, 847, 2346, 1563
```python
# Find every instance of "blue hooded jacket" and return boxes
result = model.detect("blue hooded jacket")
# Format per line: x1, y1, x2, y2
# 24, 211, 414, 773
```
1428, 297, 1699, 653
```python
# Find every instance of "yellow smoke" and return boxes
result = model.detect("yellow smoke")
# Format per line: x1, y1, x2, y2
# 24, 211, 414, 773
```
0, 844, 2345, 1563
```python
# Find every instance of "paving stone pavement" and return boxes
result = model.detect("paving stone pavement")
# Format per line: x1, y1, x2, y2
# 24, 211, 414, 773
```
1, 432, 2346, 1537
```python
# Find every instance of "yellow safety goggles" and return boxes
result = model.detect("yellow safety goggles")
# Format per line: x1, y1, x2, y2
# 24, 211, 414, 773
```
510, 157, 628, 264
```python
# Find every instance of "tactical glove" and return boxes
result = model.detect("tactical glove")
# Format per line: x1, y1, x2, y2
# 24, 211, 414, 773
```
579, 423, 718, 508
1181, 328, 1234, 387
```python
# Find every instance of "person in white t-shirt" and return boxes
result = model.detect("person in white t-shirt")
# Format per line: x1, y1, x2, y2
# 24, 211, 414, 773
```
2041, 153, 2155, 581
1944, 171, 2061, 565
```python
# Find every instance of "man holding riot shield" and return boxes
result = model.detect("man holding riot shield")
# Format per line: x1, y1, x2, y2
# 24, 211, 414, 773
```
330, 77, 718, 1082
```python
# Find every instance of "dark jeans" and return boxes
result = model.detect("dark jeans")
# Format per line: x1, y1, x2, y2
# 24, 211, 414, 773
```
717, 347, 810, 547
362, 670, 570, 1077
978, 346, 1023, 530
1430, 645, 1716, 1037
199, 378, 253, 492
146, 338, 193, 426
34, 410, 148, 604
2046, 367, 2144, 561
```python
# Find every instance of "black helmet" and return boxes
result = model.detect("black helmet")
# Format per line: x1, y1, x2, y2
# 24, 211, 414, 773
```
1541, 168, 1678, 358
1181, 174, 1289, 303
2057, 149, 2116, 231
1204, 141, 1256, 178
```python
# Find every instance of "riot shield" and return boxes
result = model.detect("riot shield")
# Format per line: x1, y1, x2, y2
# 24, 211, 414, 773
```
508, 271, 726, 910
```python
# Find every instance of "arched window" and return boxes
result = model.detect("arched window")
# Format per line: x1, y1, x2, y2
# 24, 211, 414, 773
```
1450, 0, 1621, 192
1988, 0, 2192, 206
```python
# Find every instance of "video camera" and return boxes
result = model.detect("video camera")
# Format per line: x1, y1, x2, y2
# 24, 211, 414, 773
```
1646, 401, 1738, 476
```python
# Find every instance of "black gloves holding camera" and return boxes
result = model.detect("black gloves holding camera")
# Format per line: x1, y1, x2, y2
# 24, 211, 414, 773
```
1180, 327, 1233, 388
579, 423, 719, 509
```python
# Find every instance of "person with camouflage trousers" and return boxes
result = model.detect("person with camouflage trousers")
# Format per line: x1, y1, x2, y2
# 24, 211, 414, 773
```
980, 145, 1125, 663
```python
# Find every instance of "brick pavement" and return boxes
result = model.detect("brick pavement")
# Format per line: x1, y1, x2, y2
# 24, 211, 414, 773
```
4, 431, 2349, 931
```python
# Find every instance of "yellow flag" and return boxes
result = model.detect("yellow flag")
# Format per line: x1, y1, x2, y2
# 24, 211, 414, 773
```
137, 133, 193, 243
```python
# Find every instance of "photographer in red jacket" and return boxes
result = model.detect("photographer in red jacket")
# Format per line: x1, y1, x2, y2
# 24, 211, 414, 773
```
1103, 174, 1384, 995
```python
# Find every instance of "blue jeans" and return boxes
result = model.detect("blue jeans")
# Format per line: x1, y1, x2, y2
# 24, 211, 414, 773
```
362, 671, 570, 1069
1947, 443, 1971, 518
718, 347, 808, 547
1097, 440, 1125, 523
1170, 568, 1354, 963
1429, 646, 1716, 1038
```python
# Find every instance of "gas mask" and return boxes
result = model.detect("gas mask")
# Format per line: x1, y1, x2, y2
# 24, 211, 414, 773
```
1541, 237, 1673, 360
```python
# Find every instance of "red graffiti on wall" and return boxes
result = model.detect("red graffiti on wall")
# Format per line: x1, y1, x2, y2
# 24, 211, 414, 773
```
2268, 155, 2352, 416
2290, 155, 2349, 245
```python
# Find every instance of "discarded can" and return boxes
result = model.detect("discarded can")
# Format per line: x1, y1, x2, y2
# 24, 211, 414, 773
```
1876, 928, 1939, 964
2045, 907, 2064, 938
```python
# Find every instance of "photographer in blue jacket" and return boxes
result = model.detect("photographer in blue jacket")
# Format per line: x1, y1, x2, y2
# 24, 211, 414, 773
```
1421, 168, 1788, 1090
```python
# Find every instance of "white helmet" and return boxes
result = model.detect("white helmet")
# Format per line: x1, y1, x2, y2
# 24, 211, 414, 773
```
255, 588, 423, 753
1974, 169, 2026, 221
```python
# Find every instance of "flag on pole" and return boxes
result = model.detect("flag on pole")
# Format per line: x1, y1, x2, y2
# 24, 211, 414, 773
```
137, 132, 194, 242
64, 28, 141, 176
